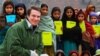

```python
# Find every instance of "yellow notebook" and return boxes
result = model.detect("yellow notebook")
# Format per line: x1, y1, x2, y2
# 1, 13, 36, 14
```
79, 21, 86, 33
54, 21, 63, 35
42, 32, 52, 46
66, 21, 76, 28
93, 25, 100, 35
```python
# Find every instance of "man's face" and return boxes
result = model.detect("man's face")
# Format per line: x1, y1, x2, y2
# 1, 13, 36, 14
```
27, 10, 41, 26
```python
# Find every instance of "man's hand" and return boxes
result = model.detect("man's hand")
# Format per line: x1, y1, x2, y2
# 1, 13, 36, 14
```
30, 50, 38, 56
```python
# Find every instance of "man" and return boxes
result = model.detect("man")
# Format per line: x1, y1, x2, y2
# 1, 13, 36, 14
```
0, 6, 43, 56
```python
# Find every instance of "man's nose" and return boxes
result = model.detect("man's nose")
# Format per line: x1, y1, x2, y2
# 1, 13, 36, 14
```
35, 17, 40, 21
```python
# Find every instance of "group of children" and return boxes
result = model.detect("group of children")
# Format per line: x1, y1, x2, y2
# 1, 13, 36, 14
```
39, 3, 100, 56
0, 1, 100, 56
0, 1, 26, 44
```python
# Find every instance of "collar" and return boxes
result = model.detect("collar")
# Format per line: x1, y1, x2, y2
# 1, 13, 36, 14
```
26, 19, 33, 29
26, 19, 38, 30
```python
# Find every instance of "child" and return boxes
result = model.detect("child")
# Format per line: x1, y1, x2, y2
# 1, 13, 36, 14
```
38, 4, 56, 56
3, 1, 14, 15
81, 51, 91, 56
69, 51, 79, 56
0, 14, 9, 45
55, 50, 65, 56
61, 6, 82, 56
51, 7, 61, 21
51, 7, 63, 50
89, 12, 99, 25
15, 3, 26, 21
89, 12, 100, 50
3, 1, 16, 26
76, 10, 96, 55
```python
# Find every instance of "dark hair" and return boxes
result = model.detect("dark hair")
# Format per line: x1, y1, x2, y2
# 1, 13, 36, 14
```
15, 3, 26, 19
51, 7, 61, 15
62, 6, 75, 21
41, 3, 48, 8
27, 6, 40, 16
3, 1, 14, 14
51, 7, 61, 20
15, 3, 26, 15
81, 51, 91, 56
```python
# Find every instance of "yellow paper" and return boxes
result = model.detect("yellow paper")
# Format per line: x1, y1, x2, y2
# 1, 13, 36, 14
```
66, 21, 76, 28
92, 25, 100, 35
79, 21, 86, 33
54, 21, 63, 35
42, 32, 52, 46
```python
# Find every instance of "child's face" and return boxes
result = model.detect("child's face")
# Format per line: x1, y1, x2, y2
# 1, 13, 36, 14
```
71, 53, 78, 56
41, 7, 48, 15
53, 11, 61, 19
66, 9, 73, 18
5, 4, 13, 14
16, 7, 25, 16
0, 17, 5, 28
78, 14, 84, 22
75, 9, 78, 15
90, 16, 97, 24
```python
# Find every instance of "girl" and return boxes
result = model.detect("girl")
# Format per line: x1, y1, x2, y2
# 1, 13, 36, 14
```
51, 7, 62, 50
76, 10, 96, 55
3, 1, 14, 15
15, 3, 26, 21
39, 4, 56, 56
3, 1, 16, 26
89, 12, 98, 25
61, 6, 82, 56
51, 7, 61, 21
89, 12, 100, 50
